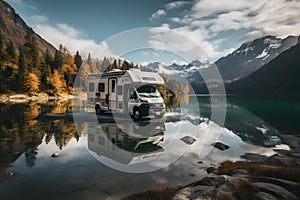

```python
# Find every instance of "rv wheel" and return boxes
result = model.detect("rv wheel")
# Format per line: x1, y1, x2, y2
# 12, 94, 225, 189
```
95, 105, 102, 115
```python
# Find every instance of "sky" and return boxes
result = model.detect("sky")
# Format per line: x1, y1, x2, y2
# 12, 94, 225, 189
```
5, 0, 300, 64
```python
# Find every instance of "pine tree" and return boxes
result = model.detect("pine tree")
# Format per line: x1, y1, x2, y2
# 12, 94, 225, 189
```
121, 60, 130, 70
40, 56, 51, 90
0, 31, 6, 92
113, 59, 118, 69
87, 53, 92, 65
23, 30, 41, 76
30, 35, 40, 75
45, 49, 54, 69
6, 39, 17, 63
0, 31, 5, 62
18, 50, 28, 91
54, 45, 64, 69
74, 51, 83, 69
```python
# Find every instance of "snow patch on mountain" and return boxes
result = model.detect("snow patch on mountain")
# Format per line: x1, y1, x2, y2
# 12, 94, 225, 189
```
256, 49, 269, 59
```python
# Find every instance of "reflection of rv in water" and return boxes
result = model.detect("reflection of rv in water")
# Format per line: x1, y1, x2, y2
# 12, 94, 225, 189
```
87, 69, 166, 119
87, 120, 165, 164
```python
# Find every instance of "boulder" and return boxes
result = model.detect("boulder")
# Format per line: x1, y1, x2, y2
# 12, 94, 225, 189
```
194, 174, 226, 187
212, 142, 230, 151
206, 167, 216, 174
181, 136, 196, 145
173, 185, 216, 200
253, 192, 277, 200
51, 152, 60, 157
253, 182, 298, 200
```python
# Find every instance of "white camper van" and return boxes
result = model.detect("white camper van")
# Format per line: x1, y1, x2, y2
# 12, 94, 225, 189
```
87, 69, 166, 119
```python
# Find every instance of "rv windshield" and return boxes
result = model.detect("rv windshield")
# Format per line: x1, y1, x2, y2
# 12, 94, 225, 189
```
136, 85, 161, 98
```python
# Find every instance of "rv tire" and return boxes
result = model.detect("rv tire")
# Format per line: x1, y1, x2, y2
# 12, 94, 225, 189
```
95, 105, 102, 115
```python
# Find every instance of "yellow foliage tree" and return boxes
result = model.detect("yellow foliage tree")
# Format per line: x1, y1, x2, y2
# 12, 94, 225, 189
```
47, 69, 66, 94
24, 73, 40, 93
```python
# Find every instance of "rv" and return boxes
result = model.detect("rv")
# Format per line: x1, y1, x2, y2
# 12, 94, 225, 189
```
87, 69, 166, 119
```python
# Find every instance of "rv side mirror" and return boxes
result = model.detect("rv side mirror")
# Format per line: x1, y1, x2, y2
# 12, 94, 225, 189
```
130, 92, 137, 100
133, 91, 137, 99
160, 92, 164, 98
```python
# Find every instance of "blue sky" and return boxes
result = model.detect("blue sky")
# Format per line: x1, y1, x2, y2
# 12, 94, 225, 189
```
6, 0, 300, 64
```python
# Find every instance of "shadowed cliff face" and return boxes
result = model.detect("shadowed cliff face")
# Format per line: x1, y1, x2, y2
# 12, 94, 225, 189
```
0, 0, 56, 54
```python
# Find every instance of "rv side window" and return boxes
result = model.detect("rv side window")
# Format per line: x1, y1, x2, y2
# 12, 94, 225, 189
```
117, 86, 122, 95
98, 83, 105, 92
89, 83, 94, 92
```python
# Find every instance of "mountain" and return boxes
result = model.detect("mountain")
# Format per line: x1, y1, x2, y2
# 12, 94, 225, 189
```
143, 35, 299, 84
0, 0, 56, 54
226, 43, 300, 94
143, 59, 209, 79
216, 35, 300, 81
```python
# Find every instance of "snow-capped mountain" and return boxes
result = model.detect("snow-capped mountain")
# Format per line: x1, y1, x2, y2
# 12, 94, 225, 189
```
142, 59, 209, 80
142, 35, 299, 85
216, 35, 300, 81
227, 43, 300, 94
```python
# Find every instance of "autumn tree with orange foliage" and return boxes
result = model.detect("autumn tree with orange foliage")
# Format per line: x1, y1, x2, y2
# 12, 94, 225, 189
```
47, 69, 66, 94
24, 73, 40, 93
61, 53, 77, 89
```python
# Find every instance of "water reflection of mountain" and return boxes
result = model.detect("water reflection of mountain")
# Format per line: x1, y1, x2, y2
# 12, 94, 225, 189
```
86, 119, 165, 165
196, 96, 282, 147
226, 96, 300, 134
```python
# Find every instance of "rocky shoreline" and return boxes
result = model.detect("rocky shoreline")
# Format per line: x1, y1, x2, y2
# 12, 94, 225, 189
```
125, 134, 300, 200
0, 92, 78, 103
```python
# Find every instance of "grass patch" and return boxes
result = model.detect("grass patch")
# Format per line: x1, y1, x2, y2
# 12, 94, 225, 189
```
216, 191, 233, 200
122, 186, 177, 200
235, 177, 258, 200
218, 160, 300, 183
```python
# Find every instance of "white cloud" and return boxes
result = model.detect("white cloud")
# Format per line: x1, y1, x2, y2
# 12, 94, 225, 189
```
149, 0, 300, 59
34, 23, 97, 57
148, 25, 212, 62
56, 23, 84, 38
90, 41, 115, 59
192, 0, 250, 18
190, 0, 300, 40
165, 1, 190, 10
150, 9, 167, 20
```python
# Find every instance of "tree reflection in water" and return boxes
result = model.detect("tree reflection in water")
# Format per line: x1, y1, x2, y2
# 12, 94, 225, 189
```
0, 95, 188, 180
0, 99, 78, 181
164, 94, 189, 112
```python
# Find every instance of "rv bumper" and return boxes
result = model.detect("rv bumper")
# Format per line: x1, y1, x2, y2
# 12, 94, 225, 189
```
139, 103, 165, 117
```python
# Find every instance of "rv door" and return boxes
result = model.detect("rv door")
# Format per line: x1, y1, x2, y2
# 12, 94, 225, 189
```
108, 78, 117, 111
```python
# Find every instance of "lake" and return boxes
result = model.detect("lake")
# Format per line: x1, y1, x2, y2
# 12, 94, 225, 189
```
0, 96, 298, 199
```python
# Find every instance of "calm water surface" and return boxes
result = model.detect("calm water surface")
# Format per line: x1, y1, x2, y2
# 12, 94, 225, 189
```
0, 96, 299, 199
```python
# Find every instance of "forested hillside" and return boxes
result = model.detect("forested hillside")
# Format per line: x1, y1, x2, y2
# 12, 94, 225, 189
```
226, 43, 300, 95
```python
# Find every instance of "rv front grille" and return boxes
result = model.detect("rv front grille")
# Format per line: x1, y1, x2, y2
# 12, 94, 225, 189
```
150, 103, 164, 108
